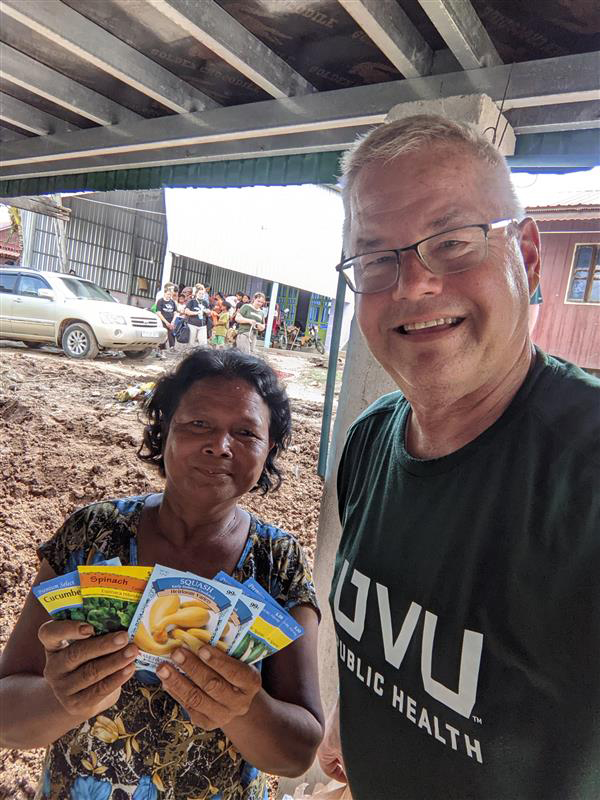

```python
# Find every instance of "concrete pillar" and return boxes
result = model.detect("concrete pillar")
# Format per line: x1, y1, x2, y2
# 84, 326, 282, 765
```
264, 281, 279, 349
278, 95, 515, 796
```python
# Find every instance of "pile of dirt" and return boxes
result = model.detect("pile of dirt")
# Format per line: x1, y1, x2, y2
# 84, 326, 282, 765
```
0, 347, 325, 799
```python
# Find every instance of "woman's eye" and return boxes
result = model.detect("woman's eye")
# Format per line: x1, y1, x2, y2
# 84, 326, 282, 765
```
190, 420, 206, 428
239, 430, 257, 438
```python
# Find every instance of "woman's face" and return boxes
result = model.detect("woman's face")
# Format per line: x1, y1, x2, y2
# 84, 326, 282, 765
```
162, 377, 273, 506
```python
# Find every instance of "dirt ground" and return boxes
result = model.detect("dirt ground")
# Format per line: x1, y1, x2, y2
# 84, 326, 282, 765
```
0, 341, 340, 800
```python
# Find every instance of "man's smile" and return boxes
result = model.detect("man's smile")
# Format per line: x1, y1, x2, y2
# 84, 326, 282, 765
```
394, 316, 465, 335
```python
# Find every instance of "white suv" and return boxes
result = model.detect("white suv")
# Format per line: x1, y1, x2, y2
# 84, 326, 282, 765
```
0, 268, 166, 359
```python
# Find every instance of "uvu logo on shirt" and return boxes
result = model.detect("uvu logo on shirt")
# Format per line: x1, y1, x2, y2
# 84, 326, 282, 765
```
333, 560, 483, 719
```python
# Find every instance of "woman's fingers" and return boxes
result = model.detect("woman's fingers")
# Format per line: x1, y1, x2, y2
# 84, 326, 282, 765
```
158, 664, 227, 730
37, 619, 94, 652
59, 664, 136, 717
53, 644, 138, 696
42, 630, 135, 683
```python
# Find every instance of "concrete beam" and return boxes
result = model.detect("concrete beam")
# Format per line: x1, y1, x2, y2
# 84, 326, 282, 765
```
416, 0, 502, 69
146, 0, 315, 99
337, 0, 432, 77
0, 91, 78, 135
0, 43, 141, 125
1, 51, 598, 179
0, 0, 218, 113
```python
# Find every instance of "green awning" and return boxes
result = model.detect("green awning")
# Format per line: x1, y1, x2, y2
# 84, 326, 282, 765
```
0, 131, 597, 197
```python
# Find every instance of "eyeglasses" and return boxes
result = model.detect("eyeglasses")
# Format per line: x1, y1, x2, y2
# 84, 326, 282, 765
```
336, 219, 516, 294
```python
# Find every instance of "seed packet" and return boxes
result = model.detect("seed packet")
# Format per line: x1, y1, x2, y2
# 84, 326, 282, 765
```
228, 579, 304, 664
213, 571, 265, 655
128, 565, 241, 674
32, 558, 121, 620
77, 565, 152, 633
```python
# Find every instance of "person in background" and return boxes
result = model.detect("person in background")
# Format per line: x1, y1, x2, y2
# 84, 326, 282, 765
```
155, 281, 176, 304
210, 300, 231, 349
184, 284, 209, 347
235, 293, 266, 354
226, 291, 243, 311
155, 286, 177, 357
317, 114, 600, 799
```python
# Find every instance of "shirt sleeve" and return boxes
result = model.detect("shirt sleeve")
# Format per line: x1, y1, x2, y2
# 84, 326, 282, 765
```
270, 532, 320, 621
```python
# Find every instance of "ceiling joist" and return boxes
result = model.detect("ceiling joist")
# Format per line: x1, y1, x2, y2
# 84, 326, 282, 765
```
416, 0, 502, 70
0, 0, 219, 114
146, 0, 316, 99
0, 43, 142, 126
506, 101, 600, 135
0, 91, 79, 135
337, 0, 433, 77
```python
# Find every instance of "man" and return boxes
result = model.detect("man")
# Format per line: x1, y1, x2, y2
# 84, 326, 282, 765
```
318, 115, 599, 799
235, 292, 266, 353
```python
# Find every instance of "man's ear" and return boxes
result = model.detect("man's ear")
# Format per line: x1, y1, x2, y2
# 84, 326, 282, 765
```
517, 217, 541, 296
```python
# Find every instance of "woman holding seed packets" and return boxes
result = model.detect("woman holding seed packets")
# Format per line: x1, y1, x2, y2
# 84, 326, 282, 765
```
0, 349, 324, 800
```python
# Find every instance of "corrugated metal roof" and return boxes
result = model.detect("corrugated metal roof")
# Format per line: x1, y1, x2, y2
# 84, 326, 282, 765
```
524, 188, 600, 209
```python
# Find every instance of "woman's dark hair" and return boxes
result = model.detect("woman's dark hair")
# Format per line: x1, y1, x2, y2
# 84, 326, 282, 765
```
138, 348, 291, 494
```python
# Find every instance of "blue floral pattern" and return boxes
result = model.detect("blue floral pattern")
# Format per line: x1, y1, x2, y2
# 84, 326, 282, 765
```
35, 495, 318, 800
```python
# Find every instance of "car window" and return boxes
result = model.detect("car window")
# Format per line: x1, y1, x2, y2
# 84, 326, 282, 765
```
16, 274, 50, 297
57, 277, 117, 303
0, 272, 20, 293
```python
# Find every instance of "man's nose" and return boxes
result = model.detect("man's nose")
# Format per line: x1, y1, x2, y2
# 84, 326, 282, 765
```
390, 249, 443, 302
202, 432, 233, 457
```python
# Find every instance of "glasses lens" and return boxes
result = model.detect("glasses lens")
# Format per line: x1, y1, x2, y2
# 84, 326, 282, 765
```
420, 227, 486, 274
344, 251, 398, 293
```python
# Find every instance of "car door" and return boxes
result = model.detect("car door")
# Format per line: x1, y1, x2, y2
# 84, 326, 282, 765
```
0, 270, 20, 335
12, 273, 56, 341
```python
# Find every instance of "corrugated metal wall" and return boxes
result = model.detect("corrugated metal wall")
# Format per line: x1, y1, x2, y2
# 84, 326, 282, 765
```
170, 255, 253, 297
24, 190, 167, 301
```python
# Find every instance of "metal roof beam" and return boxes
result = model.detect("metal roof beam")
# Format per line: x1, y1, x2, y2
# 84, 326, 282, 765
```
0, 0, 218, 114
416, 0, 502, 69
1, 51, 598, 179
0, 91, 78, 135
506, 101, 600, 134
0, 43, 141, 126
0, 126, 371, 177
337, 0, 432, 77
146, 0, 315, 99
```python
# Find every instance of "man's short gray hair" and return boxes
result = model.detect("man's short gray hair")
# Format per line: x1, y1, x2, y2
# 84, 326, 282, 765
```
340, 114, 523, 252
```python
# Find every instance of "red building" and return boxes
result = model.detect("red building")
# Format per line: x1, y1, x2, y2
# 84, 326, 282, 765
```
0, 221, 21, 265
529, 190, 600, 372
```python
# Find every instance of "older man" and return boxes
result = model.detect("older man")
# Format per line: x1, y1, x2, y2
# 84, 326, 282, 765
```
318, 116, 600, 799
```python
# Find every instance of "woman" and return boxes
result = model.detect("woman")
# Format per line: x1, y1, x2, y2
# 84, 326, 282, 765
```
184, 284, 210, 347
0, 350, 323, 799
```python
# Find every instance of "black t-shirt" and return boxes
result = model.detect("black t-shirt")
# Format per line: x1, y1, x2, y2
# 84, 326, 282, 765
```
332, 349, 600, 799
156, 297, 176, 323
185, 297, 206, 327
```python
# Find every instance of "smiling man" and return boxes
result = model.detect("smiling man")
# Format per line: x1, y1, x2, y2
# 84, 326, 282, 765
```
318, 115, 600, 799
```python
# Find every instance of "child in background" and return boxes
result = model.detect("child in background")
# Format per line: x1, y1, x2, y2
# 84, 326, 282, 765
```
211, 300, 231, 348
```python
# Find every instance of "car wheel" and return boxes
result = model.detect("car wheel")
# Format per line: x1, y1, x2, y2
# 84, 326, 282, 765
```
61, 322, 99, 359
123, 350, 150, 360
24, 341, 44, 349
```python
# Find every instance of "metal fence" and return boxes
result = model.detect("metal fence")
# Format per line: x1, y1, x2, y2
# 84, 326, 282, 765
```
22, 190, 167, 302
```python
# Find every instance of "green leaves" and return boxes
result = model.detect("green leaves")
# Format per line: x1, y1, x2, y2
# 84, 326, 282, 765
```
81, 596, 138, 633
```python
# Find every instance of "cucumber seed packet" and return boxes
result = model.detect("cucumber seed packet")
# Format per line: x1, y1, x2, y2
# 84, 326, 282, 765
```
213, 571, 265, 655
77, 565, 152, 633
128, 565, 241, 674
32, 558, 121, 620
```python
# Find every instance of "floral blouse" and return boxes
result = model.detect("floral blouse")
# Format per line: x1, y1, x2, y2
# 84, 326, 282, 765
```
35, 495, 319, 800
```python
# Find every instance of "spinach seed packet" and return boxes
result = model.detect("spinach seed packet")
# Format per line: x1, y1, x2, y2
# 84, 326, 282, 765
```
77, 565, 152, 633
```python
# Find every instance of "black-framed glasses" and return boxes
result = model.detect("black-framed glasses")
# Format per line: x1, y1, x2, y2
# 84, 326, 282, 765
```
336, 219, 516, 294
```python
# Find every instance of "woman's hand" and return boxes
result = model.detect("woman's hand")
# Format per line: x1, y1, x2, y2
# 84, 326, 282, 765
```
38, 619, 138, 719
157, 646, 261, 731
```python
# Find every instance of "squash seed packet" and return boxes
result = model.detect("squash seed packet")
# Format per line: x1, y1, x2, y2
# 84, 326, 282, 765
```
32, 558, 121, 620
77, 565, 152, 634
127, 565, 241, 674
228, 578, 304, 665
212, 571, 265, 655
